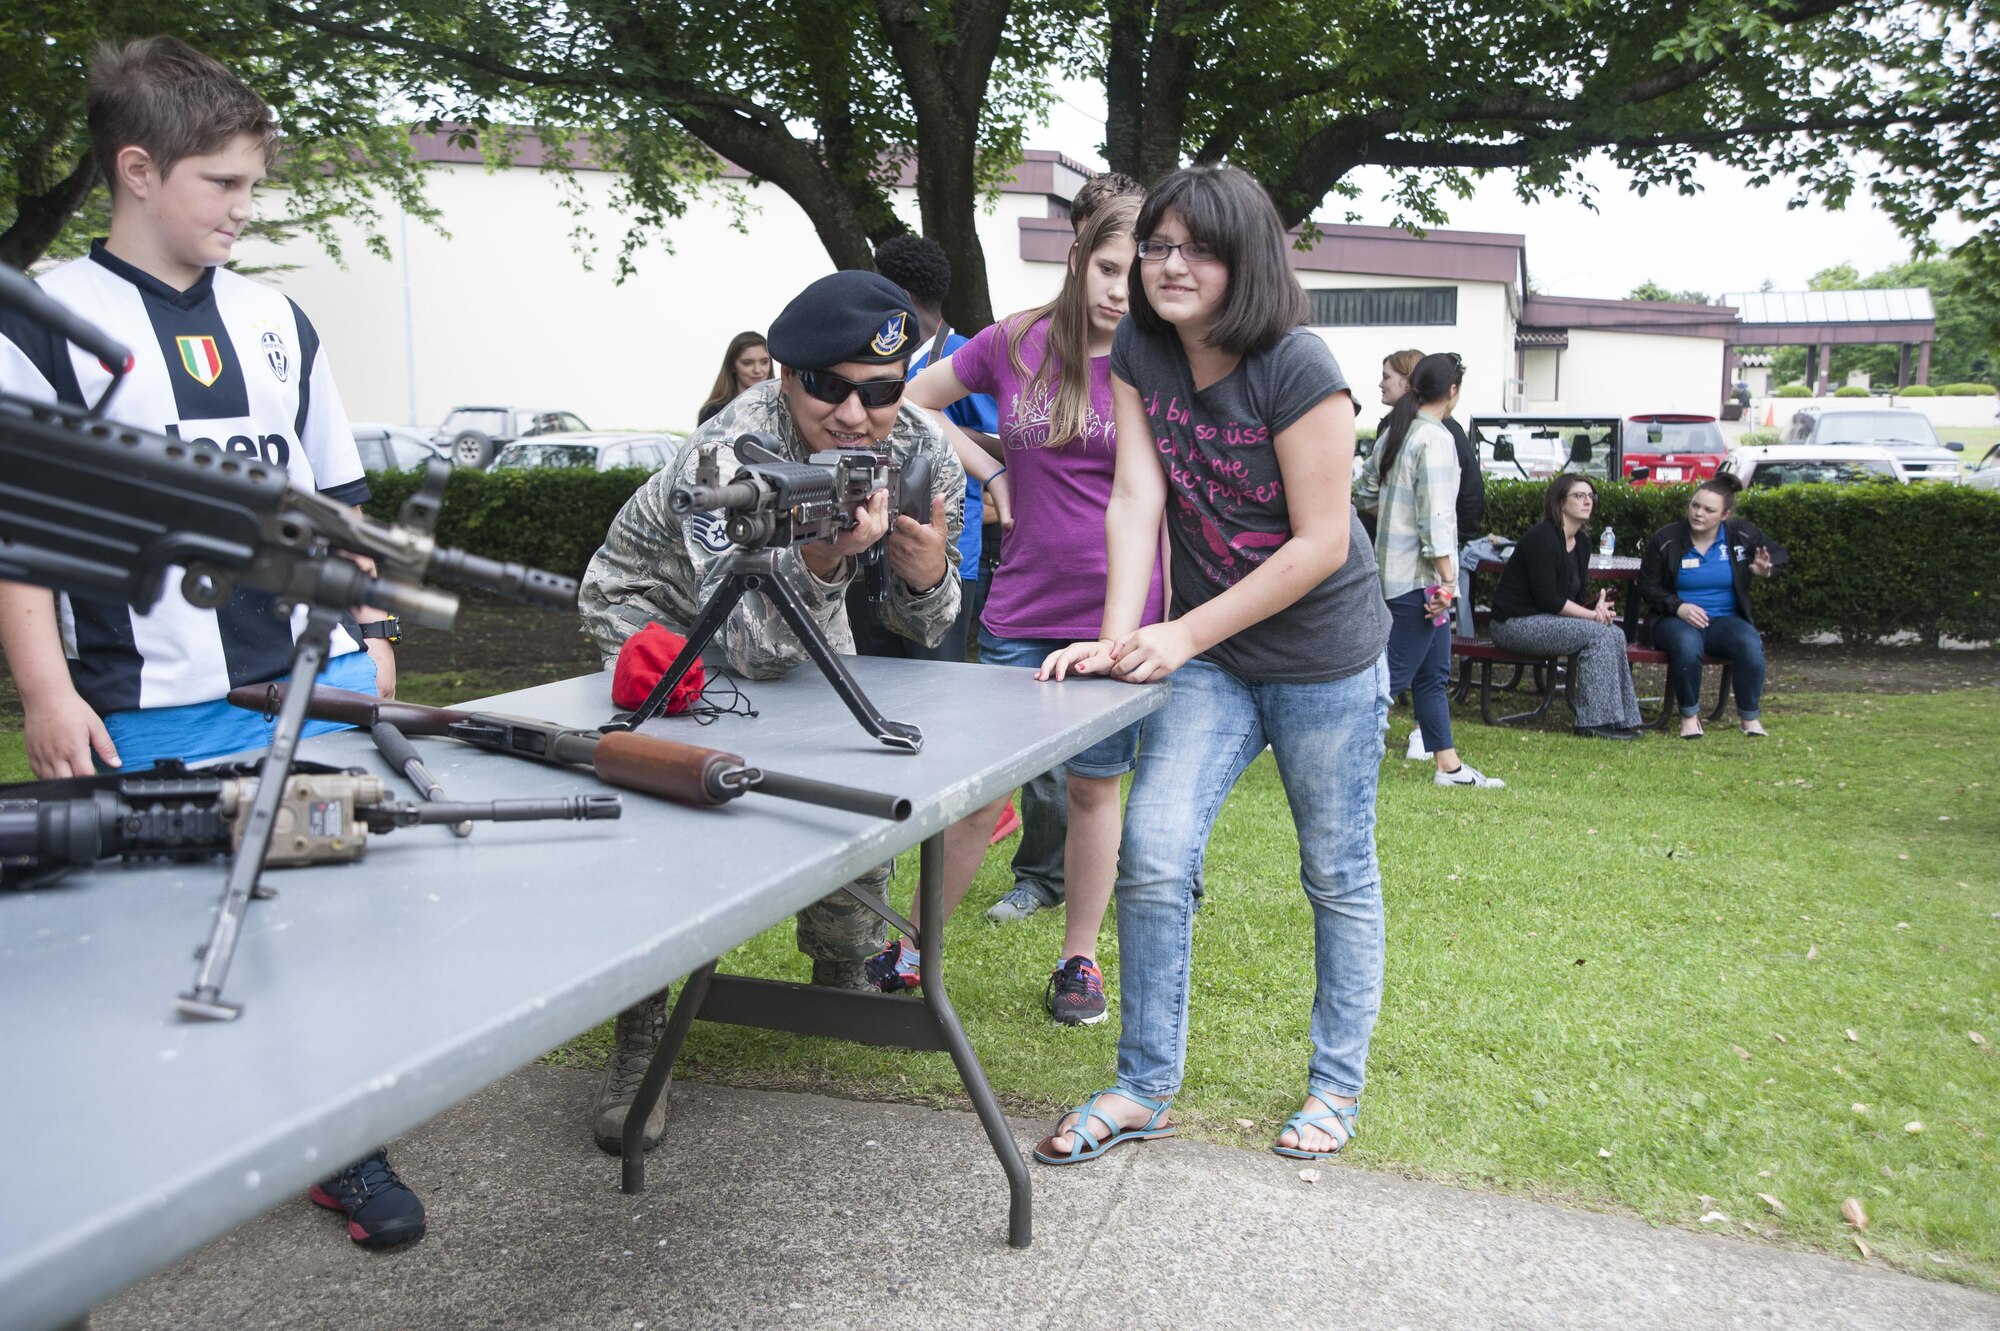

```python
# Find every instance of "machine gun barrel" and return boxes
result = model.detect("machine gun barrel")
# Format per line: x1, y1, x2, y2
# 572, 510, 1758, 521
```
388, 794, 623, 827
229, 682, 911, 822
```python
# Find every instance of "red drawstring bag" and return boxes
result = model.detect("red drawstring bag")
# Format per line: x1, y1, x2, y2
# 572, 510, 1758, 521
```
611, 622, 706, 714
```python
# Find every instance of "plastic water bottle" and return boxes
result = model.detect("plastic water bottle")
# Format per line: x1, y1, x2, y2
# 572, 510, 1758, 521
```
1599, 525, 1617, 560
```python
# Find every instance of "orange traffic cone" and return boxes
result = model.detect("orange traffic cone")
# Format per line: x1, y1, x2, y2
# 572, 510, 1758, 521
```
1761, 403, 1775, 427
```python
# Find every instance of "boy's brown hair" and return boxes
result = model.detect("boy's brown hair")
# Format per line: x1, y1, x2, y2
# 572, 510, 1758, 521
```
1069, 171, 1143, 230
86, 36, 277, 193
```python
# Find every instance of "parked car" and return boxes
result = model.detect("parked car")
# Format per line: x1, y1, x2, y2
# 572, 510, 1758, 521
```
1468, 413, 1624, 482
1717, 444, 1908, 489
490, 432, 677, 473
1967, 448, 2000, 494
349, 421, 449, 472
1620, 414, 1726, 485
433, 406, 591, 469
1776, 406, 1965, 483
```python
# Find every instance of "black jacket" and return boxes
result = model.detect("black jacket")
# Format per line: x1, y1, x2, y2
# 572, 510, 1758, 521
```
1369, 411, 1485, 541
1636, 518, 1789, 635
1490, 520, 1588, 623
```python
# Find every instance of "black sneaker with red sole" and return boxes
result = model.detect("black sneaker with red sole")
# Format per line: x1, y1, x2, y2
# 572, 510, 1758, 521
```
309, 1148, 426, 1248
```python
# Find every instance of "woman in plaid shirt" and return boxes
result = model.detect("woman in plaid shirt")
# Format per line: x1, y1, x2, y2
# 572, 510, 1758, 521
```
1357, 352, 1505, 788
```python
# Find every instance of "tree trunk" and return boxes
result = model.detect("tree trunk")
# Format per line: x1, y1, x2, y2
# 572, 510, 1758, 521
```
0, 150, 97, 271
1103, 0, 1197, 185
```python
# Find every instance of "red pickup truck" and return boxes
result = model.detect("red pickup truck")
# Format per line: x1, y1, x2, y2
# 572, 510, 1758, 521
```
1621, 415, 1727, 485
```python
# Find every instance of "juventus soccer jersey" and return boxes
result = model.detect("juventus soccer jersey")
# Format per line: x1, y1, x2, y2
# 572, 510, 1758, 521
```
0, 241, 369, 713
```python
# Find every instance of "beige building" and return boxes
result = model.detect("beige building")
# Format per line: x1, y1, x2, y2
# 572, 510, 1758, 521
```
236, 136, 1736, 433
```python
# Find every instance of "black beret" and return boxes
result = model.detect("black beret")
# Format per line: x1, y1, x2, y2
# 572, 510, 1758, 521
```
767, 270, 921, 371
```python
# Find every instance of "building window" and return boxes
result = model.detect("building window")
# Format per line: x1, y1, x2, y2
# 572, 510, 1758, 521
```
1308, 286, 1458, 327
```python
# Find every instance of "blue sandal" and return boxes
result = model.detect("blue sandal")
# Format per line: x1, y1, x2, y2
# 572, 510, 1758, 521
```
1272, 1086, 1358, 1160
1033, 1090, 1176, 1165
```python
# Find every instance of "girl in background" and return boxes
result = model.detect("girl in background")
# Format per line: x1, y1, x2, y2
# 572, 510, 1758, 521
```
1357, 352, 1504, 787
696, 331, 772, 424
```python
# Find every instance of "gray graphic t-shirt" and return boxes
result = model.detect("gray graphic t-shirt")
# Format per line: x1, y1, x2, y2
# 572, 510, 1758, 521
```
1110, 322, 1389, 683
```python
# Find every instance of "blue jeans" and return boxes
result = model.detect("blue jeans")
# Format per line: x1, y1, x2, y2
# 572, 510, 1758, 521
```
1652, 614, 1765, 718
1384, 590, 1453, 753
1114, 655, 1389, 1102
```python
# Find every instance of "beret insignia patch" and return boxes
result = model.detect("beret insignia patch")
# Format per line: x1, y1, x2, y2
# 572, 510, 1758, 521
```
687, 511, 733, 554
869, 311, 911, 357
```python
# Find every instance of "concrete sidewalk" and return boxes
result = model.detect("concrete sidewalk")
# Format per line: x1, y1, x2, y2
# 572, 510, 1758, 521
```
97, 1066, 1997, 1331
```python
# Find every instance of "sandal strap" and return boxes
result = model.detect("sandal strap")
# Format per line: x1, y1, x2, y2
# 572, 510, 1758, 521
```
1284, 1092, 1359, 1149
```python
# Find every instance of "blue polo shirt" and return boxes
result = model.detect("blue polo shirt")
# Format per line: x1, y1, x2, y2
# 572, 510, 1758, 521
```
912, 332, 998, 581
1679, 526, 1738, 619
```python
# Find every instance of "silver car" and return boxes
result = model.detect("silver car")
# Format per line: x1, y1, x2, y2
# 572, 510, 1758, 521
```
490, 432, 678, 473
1776, 407, 1966, 482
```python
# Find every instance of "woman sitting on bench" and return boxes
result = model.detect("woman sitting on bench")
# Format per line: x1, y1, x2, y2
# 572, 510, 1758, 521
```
1488, 475, 1644, 740
1637, 474, 1787, 739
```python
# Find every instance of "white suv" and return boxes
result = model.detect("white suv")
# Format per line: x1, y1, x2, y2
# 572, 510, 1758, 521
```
1776, 407, 1966, 482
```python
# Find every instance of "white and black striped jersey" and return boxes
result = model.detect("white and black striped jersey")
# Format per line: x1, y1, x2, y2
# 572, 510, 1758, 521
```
0, 241, 368, 713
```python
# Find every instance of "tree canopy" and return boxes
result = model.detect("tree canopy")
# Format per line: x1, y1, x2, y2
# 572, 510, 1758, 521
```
5, 0, 1996, 338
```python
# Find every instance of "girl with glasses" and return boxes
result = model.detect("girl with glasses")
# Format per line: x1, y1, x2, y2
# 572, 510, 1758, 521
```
1036, 165, 1392, 1166
1486, 474, 1645, 739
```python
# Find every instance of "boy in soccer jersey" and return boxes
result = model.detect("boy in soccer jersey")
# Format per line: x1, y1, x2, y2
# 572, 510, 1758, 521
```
0, 37, 424, 1249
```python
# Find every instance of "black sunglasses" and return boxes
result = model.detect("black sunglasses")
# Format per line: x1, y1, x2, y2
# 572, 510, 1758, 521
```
796, 368, 907, 409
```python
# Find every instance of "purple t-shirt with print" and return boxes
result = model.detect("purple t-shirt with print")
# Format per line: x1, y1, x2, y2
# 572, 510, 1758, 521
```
948, 317, 1165, 639
1109, 321, 1387, 683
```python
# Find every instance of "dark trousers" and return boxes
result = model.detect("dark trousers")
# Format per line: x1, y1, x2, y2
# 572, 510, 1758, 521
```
1652, 613, 1766, 718
845, 579, 971, 663
1385, 589, 1454, 753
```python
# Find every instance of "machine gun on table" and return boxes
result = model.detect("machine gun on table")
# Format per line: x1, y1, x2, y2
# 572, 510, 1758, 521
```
0, 263, 584, 1020
230, 683, 913, 822
608, 433, 934, 751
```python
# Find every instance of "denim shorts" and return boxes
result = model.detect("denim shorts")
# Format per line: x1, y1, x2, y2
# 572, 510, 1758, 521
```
975, 625, 1143, 778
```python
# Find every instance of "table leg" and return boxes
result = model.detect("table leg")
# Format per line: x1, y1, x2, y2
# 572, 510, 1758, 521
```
913, 830, 1033, 1249
620, 961, 718, 1195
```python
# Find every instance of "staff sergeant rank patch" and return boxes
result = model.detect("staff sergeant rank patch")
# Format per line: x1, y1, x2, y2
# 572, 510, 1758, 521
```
687, 511, 733, 554
869, 311, 910, 357
176, 335, 225, 387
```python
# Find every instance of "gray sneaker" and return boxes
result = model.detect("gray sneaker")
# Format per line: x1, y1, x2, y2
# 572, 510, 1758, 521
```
593, 990, 670, 1154
985, 885, 1049, 923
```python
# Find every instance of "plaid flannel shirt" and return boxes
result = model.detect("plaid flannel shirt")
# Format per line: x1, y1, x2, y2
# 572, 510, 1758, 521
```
1356, 413, 1460, 600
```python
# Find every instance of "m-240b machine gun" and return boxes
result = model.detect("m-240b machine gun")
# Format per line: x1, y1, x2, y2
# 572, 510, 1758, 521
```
614, 432, 937, 749
0, 760, 620, 888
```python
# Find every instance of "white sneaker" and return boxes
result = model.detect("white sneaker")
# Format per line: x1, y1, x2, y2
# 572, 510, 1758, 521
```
1405, 729, 1432, 761
1435, 763, 1505, 789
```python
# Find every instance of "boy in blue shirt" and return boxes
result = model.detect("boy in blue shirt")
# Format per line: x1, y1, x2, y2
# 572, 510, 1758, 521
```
0, 37, 423, 1248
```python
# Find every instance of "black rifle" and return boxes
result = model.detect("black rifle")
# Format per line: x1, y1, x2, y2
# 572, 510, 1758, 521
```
609, 432, 935, 750
0, 263, 582, 1020
230, 683, 913, 823
0, 759, 620, 889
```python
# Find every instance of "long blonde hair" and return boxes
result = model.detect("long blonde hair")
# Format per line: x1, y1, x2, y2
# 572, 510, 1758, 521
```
1002, 195, 1140, 449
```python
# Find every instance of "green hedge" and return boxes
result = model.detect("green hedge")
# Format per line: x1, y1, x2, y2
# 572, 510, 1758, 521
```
364, 467, 652, 579
1737, 429, 1781, 446
1833, 385, 1872, 397
364, 468, 2000, 646
1480, 479, 2000, 645
1774, 384, 1813, 397
1896, 384, 1937, 397
1941, 382, 1997, 396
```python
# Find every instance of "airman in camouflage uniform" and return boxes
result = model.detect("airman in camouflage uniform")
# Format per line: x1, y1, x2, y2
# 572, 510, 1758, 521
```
577, 270, 963, 1153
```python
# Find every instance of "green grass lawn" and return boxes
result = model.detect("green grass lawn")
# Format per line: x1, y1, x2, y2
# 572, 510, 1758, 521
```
547, 688, 2000, 1288
4, 681, 1994, 1285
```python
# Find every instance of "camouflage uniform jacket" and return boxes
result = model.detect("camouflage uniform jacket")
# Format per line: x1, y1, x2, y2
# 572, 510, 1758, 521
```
578, 380, 965, 679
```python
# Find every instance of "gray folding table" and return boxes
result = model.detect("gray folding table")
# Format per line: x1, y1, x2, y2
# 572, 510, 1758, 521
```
0, 658, 1162, 1331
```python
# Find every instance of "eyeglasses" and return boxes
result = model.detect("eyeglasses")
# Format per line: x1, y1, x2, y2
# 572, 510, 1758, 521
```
1137, 238, 1220, 264
796, 368, 907, 409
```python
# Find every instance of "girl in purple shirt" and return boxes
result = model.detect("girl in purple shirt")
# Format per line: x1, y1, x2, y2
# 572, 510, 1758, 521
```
861, 197, 1164, 1026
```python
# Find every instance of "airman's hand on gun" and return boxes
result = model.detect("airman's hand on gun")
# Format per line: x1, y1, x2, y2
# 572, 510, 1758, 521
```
886, 496, 952, 592
801, 489, 890, 579
1750, 545, 1774, 577
1677, 602, 1711, 629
